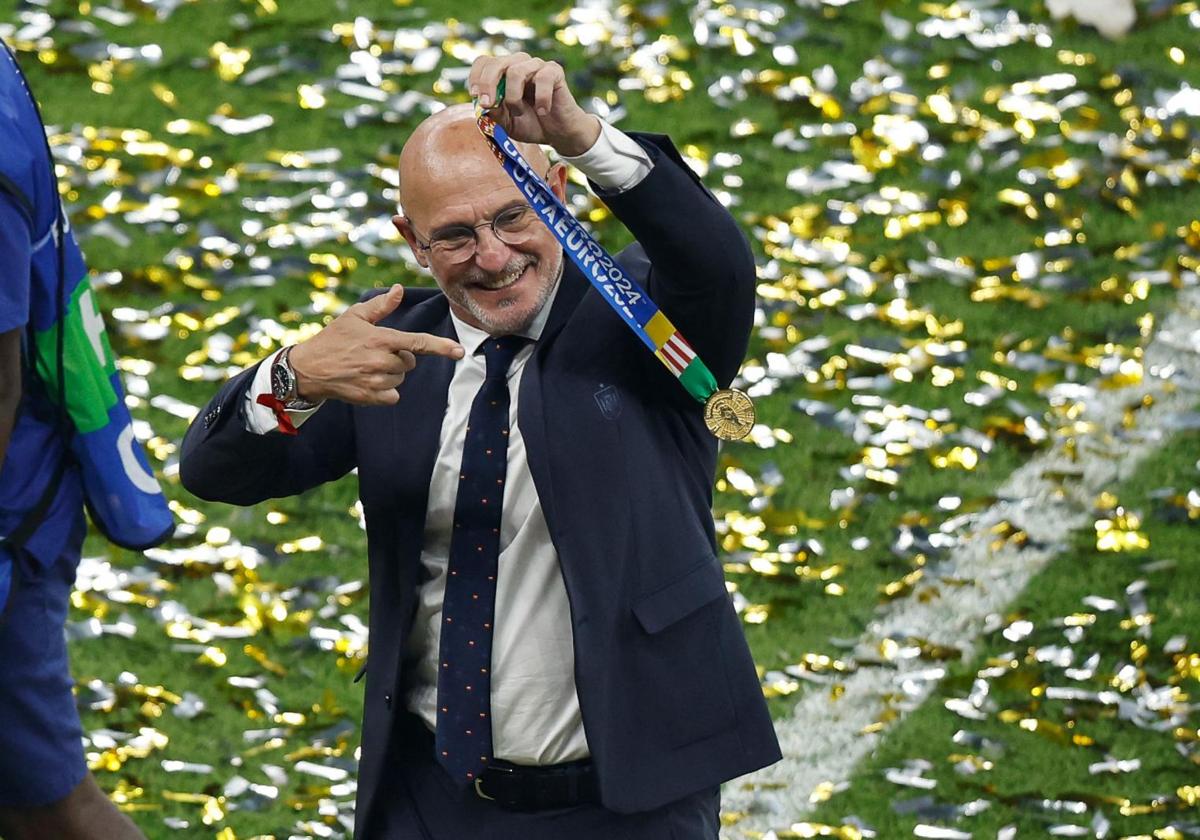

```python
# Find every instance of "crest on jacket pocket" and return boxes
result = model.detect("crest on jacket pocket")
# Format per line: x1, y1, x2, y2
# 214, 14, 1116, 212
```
594, 384, 622, 420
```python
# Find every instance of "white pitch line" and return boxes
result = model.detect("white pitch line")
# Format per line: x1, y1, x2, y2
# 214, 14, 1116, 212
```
721, 286, 1200, 838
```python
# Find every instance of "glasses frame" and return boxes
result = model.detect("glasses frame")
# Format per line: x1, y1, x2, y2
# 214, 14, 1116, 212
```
408, 166, 561, 264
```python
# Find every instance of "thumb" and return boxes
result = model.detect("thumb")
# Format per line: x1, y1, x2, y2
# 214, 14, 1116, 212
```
358, 284, 405, 324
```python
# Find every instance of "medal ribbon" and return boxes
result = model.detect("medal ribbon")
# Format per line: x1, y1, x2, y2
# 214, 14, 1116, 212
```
473, 92, 719, 405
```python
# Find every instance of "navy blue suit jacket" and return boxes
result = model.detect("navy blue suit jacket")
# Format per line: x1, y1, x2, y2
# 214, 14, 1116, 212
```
180, 133, 781, 834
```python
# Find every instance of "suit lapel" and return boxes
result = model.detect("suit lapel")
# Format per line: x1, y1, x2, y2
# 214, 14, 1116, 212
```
379, 269, 587, 520
519, 263, 588, 542
383, 293, 457, 513
539, 261, 588, 346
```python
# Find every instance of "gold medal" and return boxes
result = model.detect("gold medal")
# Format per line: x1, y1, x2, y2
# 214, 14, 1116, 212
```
703, 388, 755, 441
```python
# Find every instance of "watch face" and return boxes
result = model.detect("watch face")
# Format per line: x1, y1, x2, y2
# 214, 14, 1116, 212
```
271, 360, 292, 401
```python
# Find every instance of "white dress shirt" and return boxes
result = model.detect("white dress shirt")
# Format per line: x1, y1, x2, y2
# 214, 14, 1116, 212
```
243, 118, 651, 764
406, 298, 591, 764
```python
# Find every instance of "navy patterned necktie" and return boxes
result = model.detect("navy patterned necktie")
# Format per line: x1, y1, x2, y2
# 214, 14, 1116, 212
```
435, 334, 527, 785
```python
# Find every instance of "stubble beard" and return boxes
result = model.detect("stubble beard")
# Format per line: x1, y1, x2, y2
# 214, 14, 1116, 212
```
451, 250, 562, 335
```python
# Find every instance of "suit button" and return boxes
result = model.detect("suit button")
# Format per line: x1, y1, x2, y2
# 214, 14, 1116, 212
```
384, 693, 392, 709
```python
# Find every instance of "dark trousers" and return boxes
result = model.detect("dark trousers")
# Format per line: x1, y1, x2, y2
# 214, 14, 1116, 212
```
363, 716, 720, 839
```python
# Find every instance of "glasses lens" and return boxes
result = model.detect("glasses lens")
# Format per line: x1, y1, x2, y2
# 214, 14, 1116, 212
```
493, 206, 537, 245
429, 229, 475, 262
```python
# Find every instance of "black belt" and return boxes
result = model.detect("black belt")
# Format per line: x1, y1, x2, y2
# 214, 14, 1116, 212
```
474, 757, 600, 812
402, 713, 600, 812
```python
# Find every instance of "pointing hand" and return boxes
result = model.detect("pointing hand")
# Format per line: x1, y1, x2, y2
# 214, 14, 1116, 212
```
287, 284, 464, 406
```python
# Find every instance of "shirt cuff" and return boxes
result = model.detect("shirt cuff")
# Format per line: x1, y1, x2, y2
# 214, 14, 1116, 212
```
559, 120, 653, 194
243, 352, 324, 435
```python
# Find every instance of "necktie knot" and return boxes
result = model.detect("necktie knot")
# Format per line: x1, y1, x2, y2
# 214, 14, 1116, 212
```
479, 335, 528, 380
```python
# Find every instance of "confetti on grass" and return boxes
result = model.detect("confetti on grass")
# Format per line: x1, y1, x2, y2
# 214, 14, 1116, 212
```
3, 0, 1199, 835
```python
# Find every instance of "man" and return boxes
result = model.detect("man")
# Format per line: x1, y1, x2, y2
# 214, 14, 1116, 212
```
0, 41, 171, 840
180, 52, 781, 838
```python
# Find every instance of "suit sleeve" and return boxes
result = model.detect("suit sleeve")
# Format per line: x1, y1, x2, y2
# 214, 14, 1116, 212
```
179, 362, 356, 506
588, 133, 756, 390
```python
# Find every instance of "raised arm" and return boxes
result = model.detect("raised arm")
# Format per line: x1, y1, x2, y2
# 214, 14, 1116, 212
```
179, 284, 463, 506
467, 53, 755, 389
598, 135, 757, 389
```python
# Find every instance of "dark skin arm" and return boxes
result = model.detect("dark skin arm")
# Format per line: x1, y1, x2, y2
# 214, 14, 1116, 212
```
0, 328, 20, 473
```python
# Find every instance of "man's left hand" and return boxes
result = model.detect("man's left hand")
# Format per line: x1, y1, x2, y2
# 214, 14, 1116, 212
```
468, 53, 601, 157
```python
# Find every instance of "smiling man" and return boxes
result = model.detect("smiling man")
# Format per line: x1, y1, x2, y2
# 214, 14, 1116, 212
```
391, 113, 565, 337
180, 51, 780, 839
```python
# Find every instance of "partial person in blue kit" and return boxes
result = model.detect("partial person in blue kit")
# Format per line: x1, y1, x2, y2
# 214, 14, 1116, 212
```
180, 50, 781, 838
0, 40, 172, 840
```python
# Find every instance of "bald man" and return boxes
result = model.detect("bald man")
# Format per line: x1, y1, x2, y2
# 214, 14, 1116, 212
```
180, 52, 780, 839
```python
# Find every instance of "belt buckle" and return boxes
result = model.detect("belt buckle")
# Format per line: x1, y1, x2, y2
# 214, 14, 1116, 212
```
473, 764, 514, 803
473, 777, 495, 801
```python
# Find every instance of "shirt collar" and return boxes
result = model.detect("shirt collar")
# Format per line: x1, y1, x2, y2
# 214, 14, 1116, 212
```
448, 263, 563, 357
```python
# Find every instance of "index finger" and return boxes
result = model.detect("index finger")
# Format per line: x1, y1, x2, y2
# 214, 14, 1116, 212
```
471, 54, 522, 108
382, 330, 465, 360
467, 56, 491, 99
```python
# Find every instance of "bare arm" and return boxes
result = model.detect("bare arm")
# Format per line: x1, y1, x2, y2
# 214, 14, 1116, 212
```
0, 328, 20, 473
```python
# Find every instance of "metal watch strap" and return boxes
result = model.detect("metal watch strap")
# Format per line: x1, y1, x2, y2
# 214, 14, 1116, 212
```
277, 346, 318, 411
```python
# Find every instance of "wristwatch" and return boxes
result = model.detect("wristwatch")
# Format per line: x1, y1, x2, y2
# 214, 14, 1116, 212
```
270, 345, 318, 410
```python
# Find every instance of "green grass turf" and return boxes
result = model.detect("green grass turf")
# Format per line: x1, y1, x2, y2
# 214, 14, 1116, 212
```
3, 0, 1198, 834
807, 412, 1200, 837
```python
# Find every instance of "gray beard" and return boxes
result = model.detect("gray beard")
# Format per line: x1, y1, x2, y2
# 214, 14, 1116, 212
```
453, 252, 563, 335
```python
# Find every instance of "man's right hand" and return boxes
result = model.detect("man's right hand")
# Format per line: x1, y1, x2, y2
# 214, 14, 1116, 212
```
288, 284, 464, 406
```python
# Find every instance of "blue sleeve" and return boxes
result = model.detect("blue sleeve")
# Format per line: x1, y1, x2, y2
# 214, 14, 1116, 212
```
0, 192, 32, 334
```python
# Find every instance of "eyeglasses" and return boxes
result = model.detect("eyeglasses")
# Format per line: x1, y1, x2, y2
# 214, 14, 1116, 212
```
412, 204, 542, 265
410, 165, 560, 264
